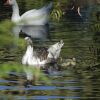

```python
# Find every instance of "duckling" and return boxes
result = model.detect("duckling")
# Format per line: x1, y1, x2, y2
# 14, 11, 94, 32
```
61, 57, 76, 67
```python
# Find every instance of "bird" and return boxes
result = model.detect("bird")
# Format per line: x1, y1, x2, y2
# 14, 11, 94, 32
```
22, 37, 47, 81
5, 0, 53, 25
61, 57, 76, 67
22, 37, 64, 81
22, 37, 47, 67
22, 37, 64, 67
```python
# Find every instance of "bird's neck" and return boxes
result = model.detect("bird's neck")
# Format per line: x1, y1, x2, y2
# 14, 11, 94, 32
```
24, 45, 33, 58
11, 0, 20, 22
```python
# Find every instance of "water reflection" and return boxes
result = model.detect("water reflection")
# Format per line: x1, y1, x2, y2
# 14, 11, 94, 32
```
12, 25, 50, 40
20, 25, 49, 40
0, 70, 100, 100
12, 25, 22, 37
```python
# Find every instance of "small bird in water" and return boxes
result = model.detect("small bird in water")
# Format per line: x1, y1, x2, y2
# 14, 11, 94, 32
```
61, 57, 76, 67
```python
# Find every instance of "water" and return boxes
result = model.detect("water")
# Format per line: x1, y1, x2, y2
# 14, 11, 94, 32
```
0, 0, 100, 100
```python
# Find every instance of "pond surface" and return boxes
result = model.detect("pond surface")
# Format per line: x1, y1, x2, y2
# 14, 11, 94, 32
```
0, 0, 100, 100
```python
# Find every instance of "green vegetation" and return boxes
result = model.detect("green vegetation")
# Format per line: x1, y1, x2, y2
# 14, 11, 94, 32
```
51, 2, 64, 21
0, 63, 23, 77
0, 20, 13, 46
0, 63, 51, 84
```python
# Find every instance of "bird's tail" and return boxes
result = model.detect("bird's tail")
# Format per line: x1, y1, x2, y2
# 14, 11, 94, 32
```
45, 2, 53, 11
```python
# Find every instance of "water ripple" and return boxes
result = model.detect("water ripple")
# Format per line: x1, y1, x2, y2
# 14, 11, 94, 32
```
0, 85, 83, 91
16, 95, 81, 100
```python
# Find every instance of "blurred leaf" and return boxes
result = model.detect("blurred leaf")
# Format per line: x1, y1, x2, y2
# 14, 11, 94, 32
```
51, 2, 64, 21
0, 20, 14, 46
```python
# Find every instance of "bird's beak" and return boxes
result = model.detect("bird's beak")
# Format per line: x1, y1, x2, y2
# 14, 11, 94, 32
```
4, 0, 9, 6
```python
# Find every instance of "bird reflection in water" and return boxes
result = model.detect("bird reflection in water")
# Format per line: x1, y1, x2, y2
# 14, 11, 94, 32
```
11, 24, 50, 48
12, 24, 50, 40
20, 25, 50, 40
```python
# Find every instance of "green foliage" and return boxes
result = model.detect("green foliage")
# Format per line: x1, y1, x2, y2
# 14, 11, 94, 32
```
50, 0, 69, 21
0, 63, 51, 84
0, 63, 23, 77
0, 20, 26, 48
51, 2, 64, 21
0, 20, 14, 46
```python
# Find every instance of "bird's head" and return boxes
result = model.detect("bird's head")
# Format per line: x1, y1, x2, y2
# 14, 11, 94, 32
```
59, 40, 64, 48
25, 37, 33, 45
4, 0, 16, 6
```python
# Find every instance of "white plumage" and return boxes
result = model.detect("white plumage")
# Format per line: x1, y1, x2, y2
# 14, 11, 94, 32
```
22, 37, 64, 80
47, 40, 64, 59
5, 0, 52, 25
22, 37, 47, 67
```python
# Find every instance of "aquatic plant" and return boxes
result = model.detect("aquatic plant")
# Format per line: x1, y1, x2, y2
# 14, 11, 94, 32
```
51, 2, 64, 21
